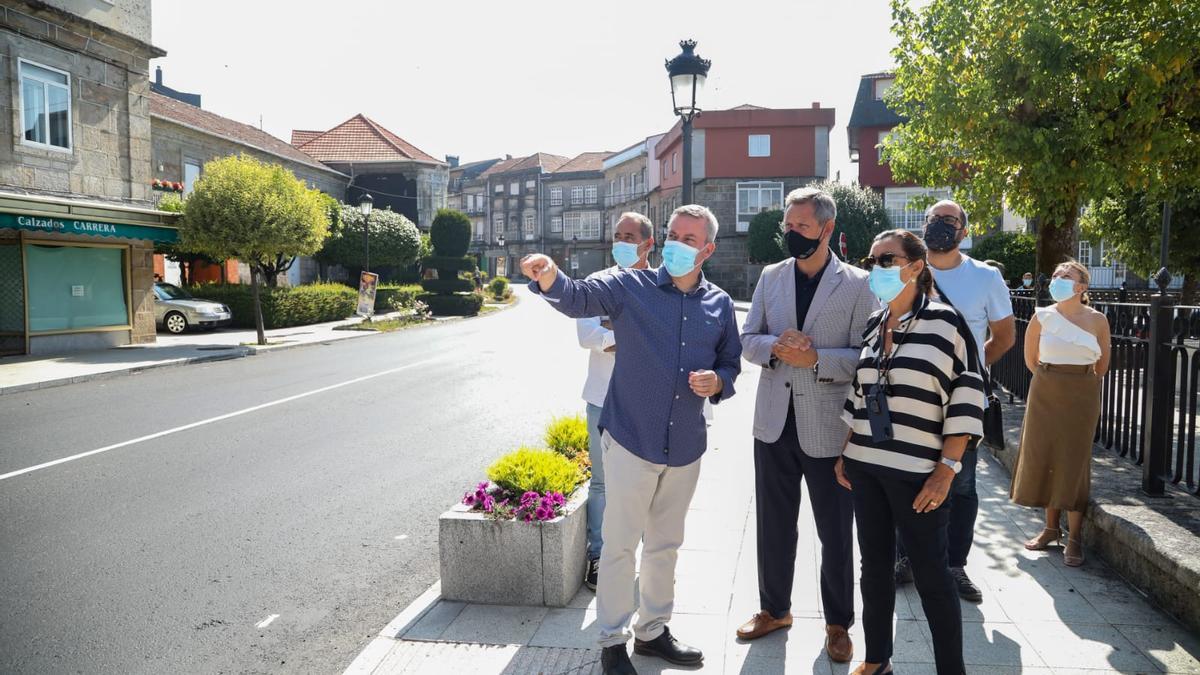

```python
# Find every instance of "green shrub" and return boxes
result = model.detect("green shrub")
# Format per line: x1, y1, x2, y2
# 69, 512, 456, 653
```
486, 447, 583, 496
184, 282, 356, 329
488, 276, 511, 300
421, 278, 475, 294
966, 231, 1036, 287
430, 209, 472, 257
544, 415, 589, 459
805, 180, 892, 263
418, 292, 483, 316
375, 283, 422, 311
747, 209, 787, 264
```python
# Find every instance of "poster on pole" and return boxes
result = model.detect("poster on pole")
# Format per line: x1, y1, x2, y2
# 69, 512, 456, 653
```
357, 271, 379, 317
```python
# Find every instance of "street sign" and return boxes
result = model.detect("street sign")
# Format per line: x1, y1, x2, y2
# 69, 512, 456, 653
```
838, 232, 847, 260
357, 271, 379, 317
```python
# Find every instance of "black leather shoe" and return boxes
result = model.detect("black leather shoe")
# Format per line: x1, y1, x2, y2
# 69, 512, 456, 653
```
633, 626, 703, 666
894, 556, 914, 586
951, 566, 983, 603
600, 645, 637, 674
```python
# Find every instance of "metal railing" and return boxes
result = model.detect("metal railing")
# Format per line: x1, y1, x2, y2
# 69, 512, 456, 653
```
993, 291, 1199, 498
604, 189, 648, 208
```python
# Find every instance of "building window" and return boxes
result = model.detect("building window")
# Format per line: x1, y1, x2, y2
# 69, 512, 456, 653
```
748, 134, 771, 157
19, 59, 72, 151
565, 212, 602, 240
585, 185, 597, 204
183, 160, 201, 196
883, 187, 952, 232
474, 217, 485, 239
493, 213, 504, 239
526, 179, 536, 189
494, 183, 503, 193
672, 153, 678, 173
509, 182, 519, 195
550, 187, 562, 206
874, 77, 894, 100
523, 214, 536, 240
610, 180, 616, 198
551, 216, 562, 233
736, 181, 785, 233
571, 186, 585, 205
1078, 240, 1093, 266
26, 244, 129, 331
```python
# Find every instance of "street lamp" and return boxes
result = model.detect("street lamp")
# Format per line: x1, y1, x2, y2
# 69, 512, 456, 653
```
571, 234, 579, 278
665, 39, 711, 205
358, 193, 374, 272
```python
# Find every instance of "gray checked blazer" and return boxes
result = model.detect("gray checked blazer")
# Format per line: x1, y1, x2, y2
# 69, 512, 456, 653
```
741, 251, 878, 457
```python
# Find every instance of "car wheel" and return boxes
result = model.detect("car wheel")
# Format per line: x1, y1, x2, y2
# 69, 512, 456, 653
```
164, 312, 188, 334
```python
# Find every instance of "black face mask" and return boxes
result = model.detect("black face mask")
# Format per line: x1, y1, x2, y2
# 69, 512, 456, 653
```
785, 228, 824, 260
923, 217, 960, 252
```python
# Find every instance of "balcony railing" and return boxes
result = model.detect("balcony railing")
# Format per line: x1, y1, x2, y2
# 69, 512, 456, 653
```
604, 189, 649, 208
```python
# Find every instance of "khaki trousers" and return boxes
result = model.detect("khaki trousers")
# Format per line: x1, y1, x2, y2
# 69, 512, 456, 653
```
596, 431, 702, 648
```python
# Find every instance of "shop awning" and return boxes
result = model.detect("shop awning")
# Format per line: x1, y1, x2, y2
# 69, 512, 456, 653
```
0, 194, 179, 243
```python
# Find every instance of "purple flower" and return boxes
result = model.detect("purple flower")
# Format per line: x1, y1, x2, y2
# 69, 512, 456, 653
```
483, 495, 495, 513
463, 494, 476, 506
522, 491, 540, 503
475, 489, 486, 501
535, 506, 552, 520
541, 496, 554, 508
477, 481, 490, 491
523, 512, 534, 522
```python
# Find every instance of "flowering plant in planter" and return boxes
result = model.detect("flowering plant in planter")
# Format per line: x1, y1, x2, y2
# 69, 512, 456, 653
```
462, 481, 567, 522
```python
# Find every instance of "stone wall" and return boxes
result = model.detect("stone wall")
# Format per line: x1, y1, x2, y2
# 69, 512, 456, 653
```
0, 3, 159, 206
149, 119, 349, 202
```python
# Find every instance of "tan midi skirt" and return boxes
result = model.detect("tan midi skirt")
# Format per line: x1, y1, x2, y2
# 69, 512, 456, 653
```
1011, 363, 1102, 512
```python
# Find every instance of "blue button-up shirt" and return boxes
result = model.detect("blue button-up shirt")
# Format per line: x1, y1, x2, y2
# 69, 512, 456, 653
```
531, 267, 742, 467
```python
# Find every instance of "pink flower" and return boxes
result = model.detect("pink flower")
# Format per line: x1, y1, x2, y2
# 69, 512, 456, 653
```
463, 494, 476, 506
523, 512, 534, 522
551, 493, 565, 507
477, 481, 490, 491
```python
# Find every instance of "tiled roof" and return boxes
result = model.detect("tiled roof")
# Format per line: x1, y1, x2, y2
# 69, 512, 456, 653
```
847, 73, 904, 130
293, 114, 444, 165
730, 103, 767, 110
553, 151, 611, 174
148, 92, 342, 175
478, 152, 570, 178
290, 130, 323, 146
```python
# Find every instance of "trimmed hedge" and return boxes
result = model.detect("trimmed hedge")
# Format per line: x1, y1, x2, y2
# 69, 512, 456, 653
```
375, 283, 422, 311
421, 278, 475, 294
418, 292, 483, 316
185, 283, 356, 329
488, 276, 511, 300
430, 209, 472, 257
423, 256, 477, 272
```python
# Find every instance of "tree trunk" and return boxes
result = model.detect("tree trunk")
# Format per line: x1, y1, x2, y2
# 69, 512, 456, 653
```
1036, 205, 1079, 277
1182, 271, 1198, 306
250, 265, 266, 346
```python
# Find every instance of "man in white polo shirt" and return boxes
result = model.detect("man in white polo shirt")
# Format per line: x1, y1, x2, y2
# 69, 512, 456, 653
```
576, 212, 654, 591
894, 198, 1014, 603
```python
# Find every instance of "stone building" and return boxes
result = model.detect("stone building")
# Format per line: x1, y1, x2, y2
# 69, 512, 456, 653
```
476, 152, 568, 279
446, 156, 501, 250
0, 1, 179, 355
542, 151, 610, 278
149, 87, 350, 286
654, 103, 835, 299
291, 115, 448, 230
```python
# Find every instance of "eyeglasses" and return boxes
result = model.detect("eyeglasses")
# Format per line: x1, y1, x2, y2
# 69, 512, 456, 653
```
860, 253, 910, 270
926, 214, 963, 228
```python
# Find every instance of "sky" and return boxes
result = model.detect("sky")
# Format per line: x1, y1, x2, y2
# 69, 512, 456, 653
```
149, 0, 900, 183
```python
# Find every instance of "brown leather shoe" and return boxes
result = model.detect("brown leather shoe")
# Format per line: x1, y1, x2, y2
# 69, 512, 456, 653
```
826, 624, 853, 663
735, 610, 792, 640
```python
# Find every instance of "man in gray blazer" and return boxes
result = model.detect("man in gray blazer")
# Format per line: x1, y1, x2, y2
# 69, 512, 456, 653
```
734, 187, 877, 664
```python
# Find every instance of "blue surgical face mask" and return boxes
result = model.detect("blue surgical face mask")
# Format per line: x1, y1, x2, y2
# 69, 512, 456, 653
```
1049, 277, 1077, 302
1022, 278, 1033, 288
868, 264, 912, 304
612, 241, 640, 268
662, 240, 703, 277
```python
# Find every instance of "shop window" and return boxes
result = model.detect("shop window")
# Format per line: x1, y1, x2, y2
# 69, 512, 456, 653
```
19, 59, 72, 151
26, 244, 128, 331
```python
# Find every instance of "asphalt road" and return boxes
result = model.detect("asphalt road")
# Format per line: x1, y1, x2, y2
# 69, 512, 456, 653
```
0, 288, 614, 674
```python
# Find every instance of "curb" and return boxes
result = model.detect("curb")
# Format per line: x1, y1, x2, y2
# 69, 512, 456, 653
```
343, 581, 444, 675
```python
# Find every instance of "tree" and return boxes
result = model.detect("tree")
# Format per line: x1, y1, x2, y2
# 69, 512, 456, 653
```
746, 209, 786, 264
1081, 190, 1199, 303
180, 154, 330, 345
966, 232, 1037, 287
885, 0, 1200, 276
419, 209, 481, 316
807, 180, 893, 262
315, 202, 421, 280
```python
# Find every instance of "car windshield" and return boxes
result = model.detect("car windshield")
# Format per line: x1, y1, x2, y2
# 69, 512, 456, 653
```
156, 283, 192, 300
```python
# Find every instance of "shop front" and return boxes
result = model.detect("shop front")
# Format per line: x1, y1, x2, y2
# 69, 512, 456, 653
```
0, 194, 179, 356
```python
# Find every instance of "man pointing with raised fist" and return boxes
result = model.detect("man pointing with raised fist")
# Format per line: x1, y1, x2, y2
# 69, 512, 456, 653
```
523, 204, 741, 675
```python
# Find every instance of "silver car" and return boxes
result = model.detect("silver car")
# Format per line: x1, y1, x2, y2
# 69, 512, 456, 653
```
153, 282, 233, 333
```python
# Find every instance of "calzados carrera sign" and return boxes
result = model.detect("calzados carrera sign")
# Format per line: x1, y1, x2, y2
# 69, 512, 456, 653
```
1, 212, 179, 243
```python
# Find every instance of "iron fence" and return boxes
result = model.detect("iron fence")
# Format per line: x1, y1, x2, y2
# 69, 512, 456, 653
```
993, 292, 1199, 497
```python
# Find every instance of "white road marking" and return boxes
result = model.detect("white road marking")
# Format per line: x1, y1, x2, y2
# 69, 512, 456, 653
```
0, 357, 443, 482
255, 614, 279, 629
394, 535, 408, 540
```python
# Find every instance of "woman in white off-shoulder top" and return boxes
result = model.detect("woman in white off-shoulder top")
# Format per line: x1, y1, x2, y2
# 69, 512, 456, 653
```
1010, 261, 1111, 566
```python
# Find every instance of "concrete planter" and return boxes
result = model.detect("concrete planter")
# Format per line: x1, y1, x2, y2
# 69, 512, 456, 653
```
438, 482, 588, 607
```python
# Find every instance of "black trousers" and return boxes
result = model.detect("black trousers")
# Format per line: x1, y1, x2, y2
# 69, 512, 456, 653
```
845, 458, 964, 675
898, 441, 980, 568
753, 401, 854, 627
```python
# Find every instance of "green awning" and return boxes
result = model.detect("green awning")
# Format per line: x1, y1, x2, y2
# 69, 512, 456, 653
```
0, 212, 178, 243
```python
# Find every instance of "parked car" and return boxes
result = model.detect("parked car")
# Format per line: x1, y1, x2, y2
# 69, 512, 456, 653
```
153, 283, 232, 333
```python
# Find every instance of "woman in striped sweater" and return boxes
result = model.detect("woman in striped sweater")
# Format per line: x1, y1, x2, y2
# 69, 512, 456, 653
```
834, 229, 985, 675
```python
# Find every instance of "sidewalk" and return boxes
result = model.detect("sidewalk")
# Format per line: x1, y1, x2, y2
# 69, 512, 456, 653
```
346, 374, 1200, 673
0, 312, 401, 396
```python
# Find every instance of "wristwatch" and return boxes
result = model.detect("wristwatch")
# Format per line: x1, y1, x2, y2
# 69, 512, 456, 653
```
940, 456, 963, 474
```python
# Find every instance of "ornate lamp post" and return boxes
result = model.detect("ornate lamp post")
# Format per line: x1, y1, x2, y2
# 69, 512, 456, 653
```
665, 39, 711, 205
358, 193, 374, 272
